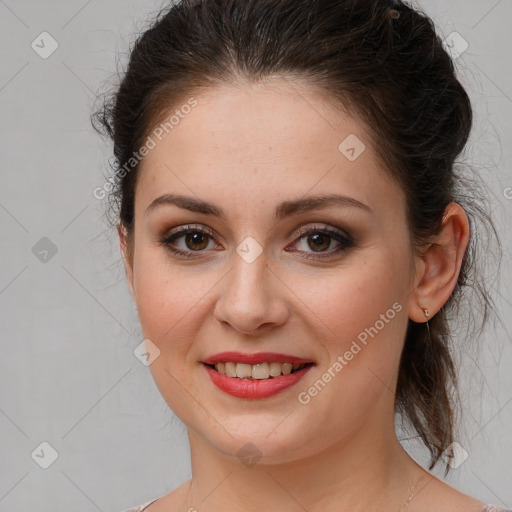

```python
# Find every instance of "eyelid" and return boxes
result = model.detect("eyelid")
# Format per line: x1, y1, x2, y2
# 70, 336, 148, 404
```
158, 224, 219, 259
291, 223, 355, 243
162, 223, 216, 239
159, 222, 355, 260
162, 222, 353, 244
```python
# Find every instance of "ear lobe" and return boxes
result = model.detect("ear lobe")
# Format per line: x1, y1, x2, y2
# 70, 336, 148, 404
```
117, 223, 136, 300
407, 202, 470, 323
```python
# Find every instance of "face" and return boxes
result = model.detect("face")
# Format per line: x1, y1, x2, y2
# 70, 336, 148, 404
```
121, 79, 420, 464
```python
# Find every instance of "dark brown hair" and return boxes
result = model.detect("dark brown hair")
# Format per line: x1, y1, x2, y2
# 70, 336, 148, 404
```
91, 0, 501, 475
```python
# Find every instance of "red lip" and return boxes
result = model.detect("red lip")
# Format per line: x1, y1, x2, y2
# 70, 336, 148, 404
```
203, 351, 314, 365
203, 363, 314, 399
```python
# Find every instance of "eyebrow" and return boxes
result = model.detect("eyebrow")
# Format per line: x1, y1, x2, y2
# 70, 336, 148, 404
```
145, 192, 372, 219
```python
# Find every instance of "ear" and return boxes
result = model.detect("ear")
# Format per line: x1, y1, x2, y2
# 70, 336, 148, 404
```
407, 202, 470, 323
117, 223, 136, 300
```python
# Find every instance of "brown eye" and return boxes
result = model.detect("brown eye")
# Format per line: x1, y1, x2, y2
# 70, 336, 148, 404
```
183, 231, 209, 251
306, 233, 331, 252
159, 225, 217, 258
287, 225, 356, 261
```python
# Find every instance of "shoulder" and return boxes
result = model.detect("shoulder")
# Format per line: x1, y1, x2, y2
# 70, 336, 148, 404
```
119, 498, 158, 512
411, 472, 509, 512
118, 499, 511, 512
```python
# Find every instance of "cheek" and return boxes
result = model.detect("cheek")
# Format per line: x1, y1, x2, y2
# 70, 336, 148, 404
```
132, 248, 209, 350
294, 258, 408, 433
296, 249, 410, 410
299, 251, 407, 342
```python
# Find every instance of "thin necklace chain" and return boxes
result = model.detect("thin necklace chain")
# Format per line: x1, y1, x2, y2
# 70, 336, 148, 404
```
398, 476, 421, 511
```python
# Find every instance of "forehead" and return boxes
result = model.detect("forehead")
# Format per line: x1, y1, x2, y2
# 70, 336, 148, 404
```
136, 79, 404, 219
144, 79, 367, 164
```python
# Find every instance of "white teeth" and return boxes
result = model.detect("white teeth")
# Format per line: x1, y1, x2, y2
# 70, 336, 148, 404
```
252, 363, 270, 380
282, 363, 292, 375
225, 362, 236, 377
213, 361, 307, 379
269, 362, 282, 377
236, 363, 252, 378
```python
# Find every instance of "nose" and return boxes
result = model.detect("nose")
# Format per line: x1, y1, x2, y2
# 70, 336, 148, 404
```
213, 251, 289, 335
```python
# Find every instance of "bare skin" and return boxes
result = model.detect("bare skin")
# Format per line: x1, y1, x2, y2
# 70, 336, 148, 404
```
119, 78, 485, 512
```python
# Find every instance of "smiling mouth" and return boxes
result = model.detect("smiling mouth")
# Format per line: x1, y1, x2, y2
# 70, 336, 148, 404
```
204, 361, 314, 380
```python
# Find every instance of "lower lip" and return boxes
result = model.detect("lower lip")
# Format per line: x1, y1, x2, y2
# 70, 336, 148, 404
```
203, 363, 313, 399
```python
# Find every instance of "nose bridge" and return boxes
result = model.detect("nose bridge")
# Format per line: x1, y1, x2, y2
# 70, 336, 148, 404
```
227, 247, 272, 312
214, 243, 287, 333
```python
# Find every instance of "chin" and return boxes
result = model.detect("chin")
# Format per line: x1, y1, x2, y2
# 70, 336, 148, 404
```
195, 420, 322, 466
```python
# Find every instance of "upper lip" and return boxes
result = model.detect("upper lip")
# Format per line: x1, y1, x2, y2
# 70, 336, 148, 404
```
203, 351, 315, 365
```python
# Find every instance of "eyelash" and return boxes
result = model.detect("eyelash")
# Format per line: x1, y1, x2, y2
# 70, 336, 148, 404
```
158, 223, 355, 260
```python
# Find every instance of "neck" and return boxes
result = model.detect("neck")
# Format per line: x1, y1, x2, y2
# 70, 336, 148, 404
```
183, 407, 428, 512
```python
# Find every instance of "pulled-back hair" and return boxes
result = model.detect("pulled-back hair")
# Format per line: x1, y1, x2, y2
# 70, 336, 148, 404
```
91, 0, 501, 475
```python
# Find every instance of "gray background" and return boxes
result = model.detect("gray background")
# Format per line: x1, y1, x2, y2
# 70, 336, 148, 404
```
0, 1, 511, 511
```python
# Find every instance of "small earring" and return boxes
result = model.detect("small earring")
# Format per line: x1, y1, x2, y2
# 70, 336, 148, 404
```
422, 307, 429, 318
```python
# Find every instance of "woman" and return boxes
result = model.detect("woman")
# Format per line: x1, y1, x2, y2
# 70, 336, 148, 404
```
92, 0, 509, 510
